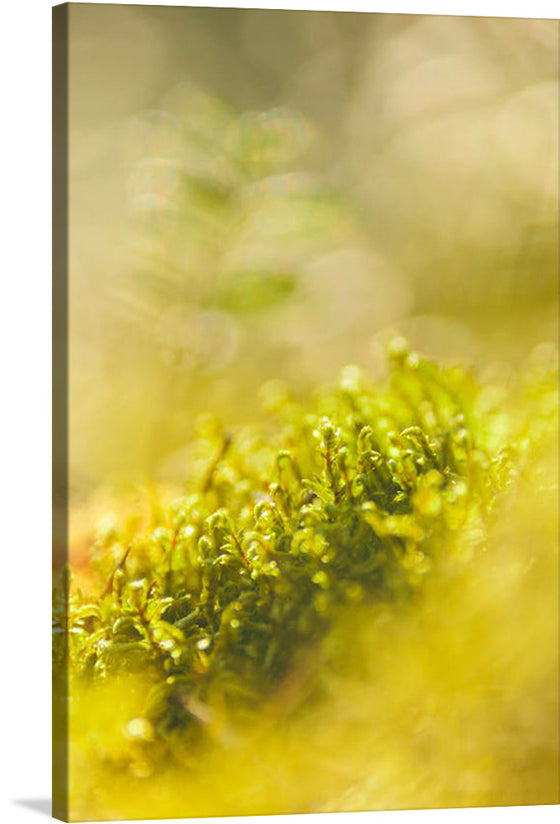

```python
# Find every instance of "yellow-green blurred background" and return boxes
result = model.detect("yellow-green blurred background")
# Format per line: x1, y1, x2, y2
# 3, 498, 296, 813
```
67, 5, 558, 496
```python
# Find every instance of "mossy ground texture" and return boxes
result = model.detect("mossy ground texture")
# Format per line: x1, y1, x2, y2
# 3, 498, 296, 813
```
53, 343, 559, 820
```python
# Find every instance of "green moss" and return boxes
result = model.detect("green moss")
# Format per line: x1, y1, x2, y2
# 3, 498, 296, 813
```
54, 341, 558, 763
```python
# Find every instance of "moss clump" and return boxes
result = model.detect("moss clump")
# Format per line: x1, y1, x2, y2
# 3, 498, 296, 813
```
53, 342, 558, 768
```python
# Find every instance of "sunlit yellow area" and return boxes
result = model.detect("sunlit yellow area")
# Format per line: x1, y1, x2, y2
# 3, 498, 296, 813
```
66, 456, 558, 819
54, 5, 558, 821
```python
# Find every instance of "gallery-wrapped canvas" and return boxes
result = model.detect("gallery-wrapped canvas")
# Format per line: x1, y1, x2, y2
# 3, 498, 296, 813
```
53, 3, 559, 821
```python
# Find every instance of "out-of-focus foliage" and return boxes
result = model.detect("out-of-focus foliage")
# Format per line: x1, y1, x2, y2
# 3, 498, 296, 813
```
120, 89, 369, 383
68, 9, 557, 493
69, 86, 395, 493
54, 343, 558, 817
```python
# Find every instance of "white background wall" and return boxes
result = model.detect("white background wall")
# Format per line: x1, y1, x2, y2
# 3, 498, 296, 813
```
2, 1, 558, 823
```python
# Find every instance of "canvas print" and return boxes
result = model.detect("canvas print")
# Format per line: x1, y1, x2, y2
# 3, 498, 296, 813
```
52, 3, 559, 821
